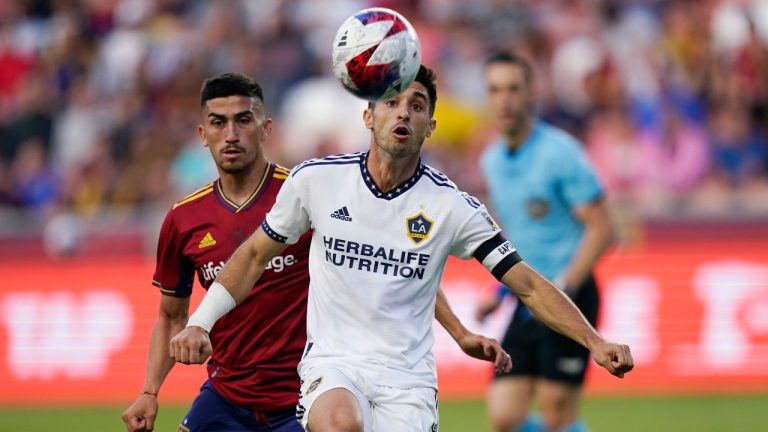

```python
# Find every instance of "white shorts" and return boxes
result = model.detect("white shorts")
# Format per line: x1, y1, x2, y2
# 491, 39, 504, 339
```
296, 363, 439, 431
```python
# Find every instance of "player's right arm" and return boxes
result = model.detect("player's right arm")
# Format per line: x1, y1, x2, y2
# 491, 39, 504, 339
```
169, 228, 288, 365
122, 295, 190, 432
499, 262, 634, 378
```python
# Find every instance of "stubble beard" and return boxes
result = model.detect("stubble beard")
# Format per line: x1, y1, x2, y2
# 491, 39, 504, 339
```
378, 135, 422, 160
217, 157, 252, 175
503, 109, 532, 138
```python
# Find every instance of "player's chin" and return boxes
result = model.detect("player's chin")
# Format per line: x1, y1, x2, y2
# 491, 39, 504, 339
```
218, 160, 249, 174
388, 136, 420, 154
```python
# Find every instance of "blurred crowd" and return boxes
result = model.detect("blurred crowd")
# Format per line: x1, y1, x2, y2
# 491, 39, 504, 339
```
1, 0, 767, 243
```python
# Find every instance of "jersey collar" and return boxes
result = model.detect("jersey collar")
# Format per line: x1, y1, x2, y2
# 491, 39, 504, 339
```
213, 162, 274, 213
359, 152, 424, 200
504, 121, 541, 157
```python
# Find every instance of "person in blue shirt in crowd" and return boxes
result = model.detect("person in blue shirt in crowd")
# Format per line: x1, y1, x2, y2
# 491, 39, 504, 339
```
475, 52, 616, 432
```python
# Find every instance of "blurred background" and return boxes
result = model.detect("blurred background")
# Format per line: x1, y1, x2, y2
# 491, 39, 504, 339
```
1, 0, 767, 431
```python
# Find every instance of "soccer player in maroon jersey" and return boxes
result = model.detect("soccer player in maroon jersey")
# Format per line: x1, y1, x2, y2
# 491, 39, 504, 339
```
122, 73, 311, 432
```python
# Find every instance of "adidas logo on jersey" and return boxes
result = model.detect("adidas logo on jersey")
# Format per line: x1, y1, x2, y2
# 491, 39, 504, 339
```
330, 206, 352, 222
198, 232, 217, 249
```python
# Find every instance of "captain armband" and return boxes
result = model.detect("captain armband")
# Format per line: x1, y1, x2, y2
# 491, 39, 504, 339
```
473, 233, 523, 280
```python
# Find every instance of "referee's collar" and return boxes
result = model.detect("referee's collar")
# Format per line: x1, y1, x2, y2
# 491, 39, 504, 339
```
504, 121, 540, 156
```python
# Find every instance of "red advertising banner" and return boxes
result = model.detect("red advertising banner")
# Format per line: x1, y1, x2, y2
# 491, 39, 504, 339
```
1, 236, 768, 405
0, 258, 205, 404
436, 238, 768, 397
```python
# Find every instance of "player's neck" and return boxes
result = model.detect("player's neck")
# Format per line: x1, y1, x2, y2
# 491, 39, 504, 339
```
505, 119, 533, 151
366, 149, 420, 193
218, 159, 269, 206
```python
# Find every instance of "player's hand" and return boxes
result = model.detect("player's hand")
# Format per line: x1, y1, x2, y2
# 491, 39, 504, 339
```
474, 296, 502, 323
591, 341, 634, 378
121, 393, 159, 432
456, 333, 512, 374
169, 326, 212, 365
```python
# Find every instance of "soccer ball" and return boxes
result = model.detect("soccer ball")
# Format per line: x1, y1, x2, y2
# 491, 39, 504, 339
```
331, 7, 421, 101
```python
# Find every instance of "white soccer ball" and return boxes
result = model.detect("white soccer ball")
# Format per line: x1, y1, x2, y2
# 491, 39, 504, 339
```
331, 7, 421, 101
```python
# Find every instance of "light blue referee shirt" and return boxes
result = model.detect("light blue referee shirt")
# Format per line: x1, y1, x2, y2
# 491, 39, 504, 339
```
480, 121, 603, 280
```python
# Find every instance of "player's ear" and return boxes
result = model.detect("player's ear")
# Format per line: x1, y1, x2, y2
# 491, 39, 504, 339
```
363, 106, 374, 130
198, 124, 208, 147
262, 117, 273, 138
425, 118, 436, 138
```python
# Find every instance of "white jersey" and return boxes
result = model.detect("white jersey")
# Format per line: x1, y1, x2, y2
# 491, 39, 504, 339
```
263, 152, 519, 389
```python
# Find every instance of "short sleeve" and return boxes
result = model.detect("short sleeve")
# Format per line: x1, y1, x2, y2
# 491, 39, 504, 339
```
449, 193, 504, 259
559, 146, 604, 207
152, 210, 195, 297
263, 171, 311, 244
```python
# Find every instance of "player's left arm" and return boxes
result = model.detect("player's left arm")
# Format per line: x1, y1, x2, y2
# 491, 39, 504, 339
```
435, 287, 511, 373
500, 262, 633, 378
557, 197, 615, 294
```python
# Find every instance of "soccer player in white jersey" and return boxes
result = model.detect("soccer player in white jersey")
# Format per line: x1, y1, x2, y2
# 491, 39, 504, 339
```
169, 65, 634, 432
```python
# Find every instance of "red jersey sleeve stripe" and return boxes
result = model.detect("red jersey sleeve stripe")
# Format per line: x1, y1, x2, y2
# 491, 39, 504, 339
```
152, 279, 192, 296
274, 164, 291, 174
172, 185, 214, 209
152, 279, 176, 294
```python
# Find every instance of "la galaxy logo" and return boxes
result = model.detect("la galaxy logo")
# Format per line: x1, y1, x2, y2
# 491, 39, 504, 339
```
406, 212, 434, 244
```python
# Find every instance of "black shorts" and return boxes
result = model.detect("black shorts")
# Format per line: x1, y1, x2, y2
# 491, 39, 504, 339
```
495, 275, 600, 385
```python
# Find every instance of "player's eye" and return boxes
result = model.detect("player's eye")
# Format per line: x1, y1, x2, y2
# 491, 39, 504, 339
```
211, 119, 224, 126
385, 100, 397, 108
411, 103, 423, 112
238, 116, 253, 125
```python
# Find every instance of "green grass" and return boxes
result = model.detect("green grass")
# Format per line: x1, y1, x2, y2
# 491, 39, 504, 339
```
440, 394, 768, 431
1, 394, 766, 431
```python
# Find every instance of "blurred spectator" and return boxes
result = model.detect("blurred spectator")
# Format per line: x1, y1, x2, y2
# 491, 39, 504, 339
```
707, 101, 767, 188
0, 69, 53, 164
62, 133, 116, 218
51, 76, 106, 175
170, 135, 218, 196
278, 75, 368, 164
585, 106, 643, 199
110, 129, 174, 213
636, 108, 710, 195
9, 137, 58, 211
689, 100, 768, 216
1, 0, 768, 246
587, 101, 711, 211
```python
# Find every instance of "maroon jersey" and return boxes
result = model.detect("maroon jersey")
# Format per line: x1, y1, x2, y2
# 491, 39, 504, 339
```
152, 163, 310, 413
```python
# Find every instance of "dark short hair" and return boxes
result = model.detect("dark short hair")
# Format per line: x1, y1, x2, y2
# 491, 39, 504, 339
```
368, 65, 439, 117
414, 65, 438, 117
484, 52, 533, 84
200, 72, 264, 107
